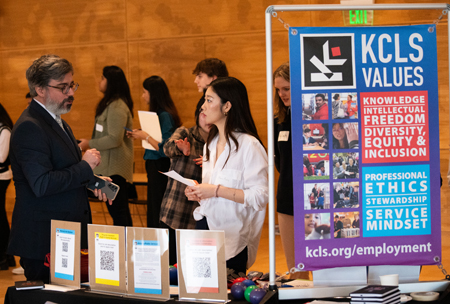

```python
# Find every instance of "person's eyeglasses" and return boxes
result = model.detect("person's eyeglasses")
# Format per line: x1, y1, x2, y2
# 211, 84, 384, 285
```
47, 82, 79, 94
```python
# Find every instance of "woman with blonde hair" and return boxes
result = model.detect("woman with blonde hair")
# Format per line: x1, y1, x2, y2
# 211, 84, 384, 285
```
273, 63, 309, 279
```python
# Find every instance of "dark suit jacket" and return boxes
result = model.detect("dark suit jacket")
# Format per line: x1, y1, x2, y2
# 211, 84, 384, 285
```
8, 100, 95, 260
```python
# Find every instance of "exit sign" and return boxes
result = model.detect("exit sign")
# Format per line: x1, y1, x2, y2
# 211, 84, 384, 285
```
343, 10, 374, 26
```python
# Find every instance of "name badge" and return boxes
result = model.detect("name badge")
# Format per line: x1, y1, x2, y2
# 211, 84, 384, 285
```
278, 131, 289, 142
95, 123, 103, 132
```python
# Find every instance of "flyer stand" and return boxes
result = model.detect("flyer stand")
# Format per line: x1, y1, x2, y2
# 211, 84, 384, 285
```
265, 3, 450, 300
176, 229, 228, 303
87, 224, 127, 295
126, 227, 171, 300
50, 220, 81, 288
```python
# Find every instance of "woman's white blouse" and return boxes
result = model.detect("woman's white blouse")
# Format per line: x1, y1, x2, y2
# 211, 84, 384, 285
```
193, 132, 268, 268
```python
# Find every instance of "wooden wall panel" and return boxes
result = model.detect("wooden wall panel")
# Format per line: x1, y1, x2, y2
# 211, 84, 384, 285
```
436, 23, 450, 149
127, 38, 206, 174
307, 0, 442, 27
126, 42, 147, 175
0, 52, 43, 123
375, 0, 445, 25
0, 0, 447, 184
309, 0, 342, 27
126, 0, 308, 40
67, 43, 130, 139
129, 38, 206, 128
0, 0, 127, 49
205, 33, 268, 146
203, 31, 294, 148
0, 43, 129, 140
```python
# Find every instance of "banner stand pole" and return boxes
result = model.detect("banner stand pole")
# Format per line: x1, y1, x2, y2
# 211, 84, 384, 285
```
265, 3, 450, 299
265, 3, 277, 297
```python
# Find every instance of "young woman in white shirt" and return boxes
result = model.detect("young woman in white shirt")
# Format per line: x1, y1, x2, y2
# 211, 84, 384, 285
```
185, 77, 268, 274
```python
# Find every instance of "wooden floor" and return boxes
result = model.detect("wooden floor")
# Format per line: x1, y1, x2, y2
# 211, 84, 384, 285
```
0, 183, 448, 302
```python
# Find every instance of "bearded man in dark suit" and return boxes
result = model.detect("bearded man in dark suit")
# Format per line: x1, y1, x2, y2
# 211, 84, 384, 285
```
8, 54, 109, 283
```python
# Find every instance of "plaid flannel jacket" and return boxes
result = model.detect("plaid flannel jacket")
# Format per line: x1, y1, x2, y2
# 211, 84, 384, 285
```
160, 126, 204, 229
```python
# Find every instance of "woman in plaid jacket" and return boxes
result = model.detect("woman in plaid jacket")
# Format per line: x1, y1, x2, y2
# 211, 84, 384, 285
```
159, 100, 210, 264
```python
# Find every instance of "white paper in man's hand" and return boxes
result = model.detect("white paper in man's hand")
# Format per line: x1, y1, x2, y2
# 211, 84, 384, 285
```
161, 170, 197, 186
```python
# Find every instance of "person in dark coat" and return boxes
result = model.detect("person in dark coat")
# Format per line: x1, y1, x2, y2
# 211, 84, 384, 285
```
8, 54, 109, 283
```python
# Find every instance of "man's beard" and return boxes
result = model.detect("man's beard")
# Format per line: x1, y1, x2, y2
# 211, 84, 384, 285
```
46, 95, 74, 115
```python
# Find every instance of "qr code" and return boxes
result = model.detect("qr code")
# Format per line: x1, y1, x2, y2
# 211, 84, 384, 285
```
62, 258, 68, 268
62, 242, 68, 252
100, 250, 114, 271
192, 257, 211, 278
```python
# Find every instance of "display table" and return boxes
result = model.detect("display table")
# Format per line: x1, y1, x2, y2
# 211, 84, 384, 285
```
5, 286, 159, 304
4, 286, 447, 304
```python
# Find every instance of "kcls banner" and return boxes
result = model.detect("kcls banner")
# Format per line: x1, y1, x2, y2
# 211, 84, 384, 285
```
289, 25, 441, 270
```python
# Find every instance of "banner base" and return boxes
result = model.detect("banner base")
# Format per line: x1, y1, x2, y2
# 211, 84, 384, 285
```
313, 266, 367, 286
368, 265, 420, 284
278, 280, 450, 300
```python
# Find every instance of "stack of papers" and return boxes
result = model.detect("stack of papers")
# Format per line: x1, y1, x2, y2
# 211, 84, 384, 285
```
350, 285, 400, 304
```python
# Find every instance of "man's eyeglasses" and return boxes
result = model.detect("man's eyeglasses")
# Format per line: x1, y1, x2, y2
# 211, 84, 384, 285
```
47, 82, 79, 94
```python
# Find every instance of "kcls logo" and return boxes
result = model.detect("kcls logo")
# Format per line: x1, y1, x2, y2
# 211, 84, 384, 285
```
301, 34, 356, 90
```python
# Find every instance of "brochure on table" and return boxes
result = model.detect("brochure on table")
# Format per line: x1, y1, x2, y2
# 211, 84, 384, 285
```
126, 227, 171, 300
50, 220, 81, 288
138, 110, 161, 150
177, 229, 228, 303
88, 224, 126, 294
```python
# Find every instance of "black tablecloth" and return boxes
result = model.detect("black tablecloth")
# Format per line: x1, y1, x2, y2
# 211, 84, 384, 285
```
4, 286, 447, 304
5, 287, 161, 304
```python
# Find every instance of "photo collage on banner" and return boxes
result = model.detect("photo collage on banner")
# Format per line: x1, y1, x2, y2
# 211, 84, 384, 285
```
289, 25, 441, 271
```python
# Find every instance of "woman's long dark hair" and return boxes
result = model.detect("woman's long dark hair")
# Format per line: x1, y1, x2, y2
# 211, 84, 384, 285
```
205, 77, 262, 164
0, 104, 13, 129
143, 76, 181, 128
95, 66, 134, 117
